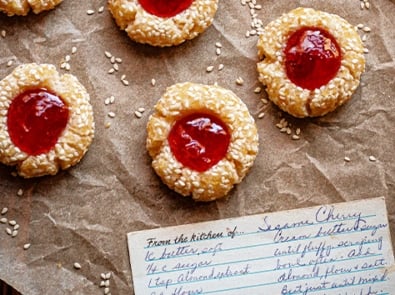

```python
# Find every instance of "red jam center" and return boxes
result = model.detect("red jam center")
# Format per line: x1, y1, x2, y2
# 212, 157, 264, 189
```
7, 88, 69, 156
284, 26, 342, 90
168, 113, 230, 172
138, 0, 194, 18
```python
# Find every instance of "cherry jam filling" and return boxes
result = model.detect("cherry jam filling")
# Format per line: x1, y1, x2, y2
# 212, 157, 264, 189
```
138, 0, 194, 18
7, 88, 69, 156
168, 113, 230, 172
284, 26, 341, 90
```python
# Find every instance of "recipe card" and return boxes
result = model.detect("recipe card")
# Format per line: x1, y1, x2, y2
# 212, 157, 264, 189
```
127, 197, 394, 295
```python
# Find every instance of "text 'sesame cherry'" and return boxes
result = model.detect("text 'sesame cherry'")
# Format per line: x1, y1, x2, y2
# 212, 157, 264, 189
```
168, 113, 230, 172
138, 0, 194, 18
7, 89, 69, 156
284, 26, 341, 90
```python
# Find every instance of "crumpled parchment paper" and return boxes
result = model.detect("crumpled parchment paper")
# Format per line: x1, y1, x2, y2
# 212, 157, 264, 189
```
0, 0, 394, 294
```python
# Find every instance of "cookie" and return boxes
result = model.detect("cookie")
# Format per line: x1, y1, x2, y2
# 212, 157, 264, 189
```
146, 82, 259, 201
257, 7, 365, 117
0, 0, 63, 16
0, 63, 95, 178
108, 0, 219, 47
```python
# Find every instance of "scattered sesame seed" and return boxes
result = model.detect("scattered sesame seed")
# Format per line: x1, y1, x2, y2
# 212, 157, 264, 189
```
292, 135, 300, 140
71, 46, 77, 54
100, 281, 106, 287
104, 280, 110, 287
1, 207, 8, 215
5, 228, 12, 235
104, 97, 111, 105
105, 122, 111, 129
261, 98, 269, 104
9, 220, 16, 226
254, 87, 262, 94
98, 6, 104, 13
110, 56, 116, 64
105, 51, 112, 58
369, 155, 377, 162
286, 128, 292, 135
101, 273, 107, 280
236, 77, 244, 85
23, 243, 31, 250
365, 2, 370, 9
344, 156, 351, 162
104, 288, 110, 295
105, 272, 111, 279
363, 48, 369, 53
0, 218, 7, 224
86, 9, 95, 15
74, 262, 82, 269
13, 224, 19, 230
295, 128, 301, 135
7, 60, 13, 67
108, 112, 116, 118
357, 23, 364, 29
109, 96, 115, 104
12, 230, 18, 237
134, 111, 143, 118
215, 42, 222, 48
121, 79, 129, 86
138, 107, 145, 113
258, 112, 265, 119
362, 35, 367, 42
206, 65, 214, 73
115, 57, 122, 63
113, 64, 119, 71
218, 64, 224, 71
151, 78, 156, 86
121, 74, 126, 80
362, 26, 371, 32
108, 68, 115, 74
17, 189, 23, 196
1, 30, 6, 38
216, 48, 221, 55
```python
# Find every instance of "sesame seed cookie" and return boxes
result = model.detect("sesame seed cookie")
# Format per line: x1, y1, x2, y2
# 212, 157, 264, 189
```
146, 82, 259, 201
257, 7, 365, 118
0, 0, 63, 16
108, 0, 219, 47
0, 63, 95, 178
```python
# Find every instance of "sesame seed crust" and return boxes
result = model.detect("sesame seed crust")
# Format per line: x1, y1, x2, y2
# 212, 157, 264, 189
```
146, 82, 259, 201
0, 0, 63, 16
107, 0, 219, 47
0, 63, 95, 178
257, 7, 366, 118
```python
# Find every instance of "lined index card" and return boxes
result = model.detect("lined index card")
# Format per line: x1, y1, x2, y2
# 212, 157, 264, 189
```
127, 197, 394, 294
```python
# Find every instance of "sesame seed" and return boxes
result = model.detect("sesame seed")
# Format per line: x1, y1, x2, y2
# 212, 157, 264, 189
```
6, 228, 12, 235
261, 98, 269, 104
138, 107, 145, 113
360, 2, 365, 9
292, 135, 300, 140
100, 281, 106, 287
1, 30, 6, 38
108, 68, 115, 74
121, 79, 129, 86
86, 9, 95, 15
17, 189, 23, 196
121, 74, 126, 80
362, 35, 367, 42
105, 51, 112, 58
134, 111, 143, 118
109, 96, 115, 104
65, 55, 71, 62
64, 63, 71, 71
356, 23, 364, 29
215, 42, 222, 48
104, 97, 111, 105
254, 87, 262, 94
369, 155, 377, 162
362, 26, 371, 32
344, 156, 351, 162
9, 220, 16, 226
216, 48, 221, 55
104, 288, 110, 294
108, 112, 116, 118
1, 207, 8, 215
286, 128, 292, 135
105, 122, 111, 129
236, 77, 244, 85
258, 112, 265, 119
113, 64, 119, 71
105, 272, 112, 279
74, 262, 82, 269
365, 2, 370, 9
218, 64, 224, 71
0, 218, 7, 223
151, 78, 156, 86
104, 280, 110, 287
98, 6, 104, 13
12, 230, 18, 237
23, 243, 31, 250
13, 224, 19, 230
363, 48, 369, 53
295, 128, 301, 135
7, 60, 13, 67
110, 56, 116, 64
115, 57, 122, 63
71, 46, 77, 54
100, 273, 107, 280
206, 65, 214, 73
